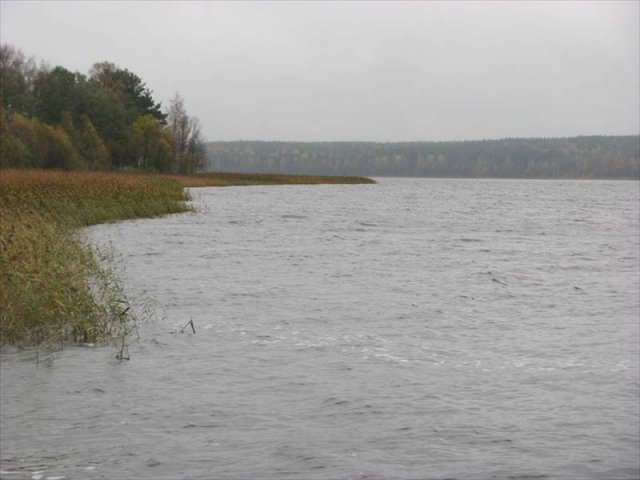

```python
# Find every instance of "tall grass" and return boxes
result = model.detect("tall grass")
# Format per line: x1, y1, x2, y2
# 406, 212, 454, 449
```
166, 171, 376, 187
0, 170, 189, 346
0, 169, 373, 347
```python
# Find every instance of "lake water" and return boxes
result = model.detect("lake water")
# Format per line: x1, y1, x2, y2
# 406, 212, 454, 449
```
1, 178, 639, 480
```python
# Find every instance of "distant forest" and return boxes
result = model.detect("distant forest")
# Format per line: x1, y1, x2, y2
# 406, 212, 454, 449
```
207, 136, 640, 179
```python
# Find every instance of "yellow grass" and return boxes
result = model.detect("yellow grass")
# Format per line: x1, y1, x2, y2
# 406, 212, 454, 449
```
0, 170, 189, 346
165, 171, 376, 187
0, 169, 374, 347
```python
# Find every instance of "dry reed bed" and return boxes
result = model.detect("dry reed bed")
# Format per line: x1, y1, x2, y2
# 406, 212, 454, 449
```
168, 171, 375, 187
0, 169, 374, 347
0, 170, 190, 346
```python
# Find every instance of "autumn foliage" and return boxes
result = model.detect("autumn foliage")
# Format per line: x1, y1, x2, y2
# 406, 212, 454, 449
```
0, 44, 206, 173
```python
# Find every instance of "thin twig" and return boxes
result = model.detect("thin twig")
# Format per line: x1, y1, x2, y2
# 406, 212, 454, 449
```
180, 316, 196, 334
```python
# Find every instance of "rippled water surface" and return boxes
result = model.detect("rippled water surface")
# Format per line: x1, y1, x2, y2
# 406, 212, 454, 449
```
2, 178, 639, 480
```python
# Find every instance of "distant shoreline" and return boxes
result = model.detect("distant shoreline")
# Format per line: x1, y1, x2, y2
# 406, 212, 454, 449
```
363, 174, 640, 181
166, 171, 375, 187
206, 135, 640, 180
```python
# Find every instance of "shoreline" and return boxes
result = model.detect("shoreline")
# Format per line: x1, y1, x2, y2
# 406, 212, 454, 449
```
0, 169, 374, 347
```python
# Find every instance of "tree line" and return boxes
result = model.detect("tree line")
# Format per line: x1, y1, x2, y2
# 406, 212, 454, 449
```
0, 44, 206, 173
207, 136, 639, 179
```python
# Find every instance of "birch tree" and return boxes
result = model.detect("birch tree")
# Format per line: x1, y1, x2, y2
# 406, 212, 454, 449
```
166, 92, 206, 173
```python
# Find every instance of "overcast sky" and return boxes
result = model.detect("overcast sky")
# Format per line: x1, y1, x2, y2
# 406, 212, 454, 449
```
1, 1, 638, 142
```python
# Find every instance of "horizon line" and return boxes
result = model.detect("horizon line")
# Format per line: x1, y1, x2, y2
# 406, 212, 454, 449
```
204, 133, 640, 144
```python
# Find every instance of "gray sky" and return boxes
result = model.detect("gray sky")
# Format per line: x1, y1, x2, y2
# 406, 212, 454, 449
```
1, 0, 638, 142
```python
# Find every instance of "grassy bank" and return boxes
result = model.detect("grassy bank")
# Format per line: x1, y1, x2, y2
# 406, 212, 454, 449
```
167, 171, 375, 187
0, 169, 374, 347
0, 170, 191, 347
